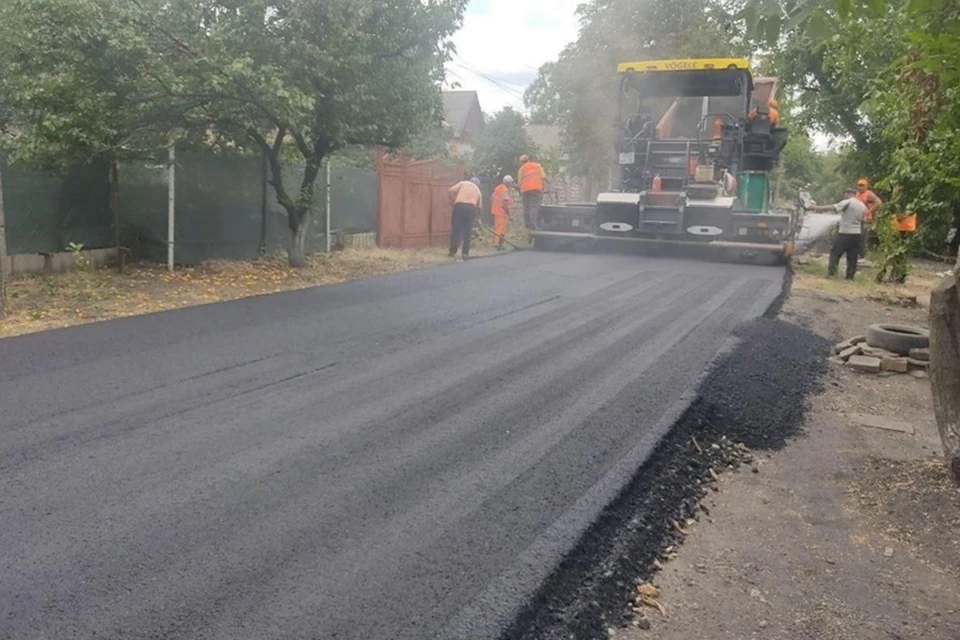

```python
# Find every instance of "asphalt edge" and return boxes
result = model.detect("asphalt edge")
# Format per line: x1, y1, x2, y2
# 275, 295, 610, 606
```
440, 264, 819, 640
439, 320, 757, 639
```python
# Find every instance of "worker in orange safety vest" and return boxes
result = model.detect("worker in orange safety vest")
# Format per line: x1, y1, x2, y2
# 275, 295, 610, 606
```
748, 99, 780, 126
491, 175, 514, 250
518, 154, 546, 232
856, 178, 883, 257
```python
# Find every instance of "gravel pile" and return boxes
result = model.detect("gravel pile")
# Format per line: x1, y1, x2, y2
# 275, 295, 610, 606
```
503, 318, 830, 640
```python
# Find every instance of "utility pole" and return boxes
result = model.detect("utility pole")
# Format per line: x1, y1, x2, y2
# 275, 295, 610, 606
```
260, 152, 268, 256
167, 139, 176, 272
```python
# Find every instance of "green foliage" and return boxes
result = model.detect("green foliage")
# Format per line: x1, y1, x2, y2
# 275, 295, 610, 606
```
0, 0, 467, 266
524, 63, 562, 126
524, 0, 750, 181
775, 134, 820, 201
471, 108, 536, 180
810, 149, 859, 205
0, 0, 182, 169
766, 4, 907, 153
874, 213, 914, 284
753, 0, 960, 265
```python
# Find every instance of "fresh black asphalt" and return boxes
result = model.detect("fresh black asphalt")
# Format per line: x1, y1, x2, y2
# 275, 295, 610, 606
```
0, 251, 784, 639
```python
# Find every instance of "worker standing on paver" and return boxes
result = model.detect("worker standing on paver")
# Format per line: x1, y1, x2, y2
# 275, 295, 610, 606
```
811, 187, 868, 280
518, 154, 546, 232
448, 177, 483, 260
856, 178, 883, 257
491, 175, 514, 251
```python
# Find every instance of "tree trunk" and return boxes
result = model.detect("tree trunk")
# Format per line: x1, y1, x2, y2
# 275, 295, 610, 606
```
0, 162, 7, 318
108, 158, 122, 272
288, 214, 311, 268
929, 271, 960, 487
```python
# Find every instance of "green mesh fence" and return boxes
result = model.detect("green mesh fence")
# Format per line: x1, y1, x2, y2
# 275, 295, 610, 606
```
2, 159, 111, 254
3, 153, 378, 265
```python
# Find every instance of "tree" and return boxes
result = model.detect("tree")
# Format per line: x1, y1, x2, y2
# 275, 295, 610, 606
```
524, 63, 563, 126
765, 5, 906, 152
528, 0, 751, 184
471, 108, 536, 180
0, 0, 189, 254
153, 0, 467, 267
747, 0, 960, 485
772, 133, 821, 204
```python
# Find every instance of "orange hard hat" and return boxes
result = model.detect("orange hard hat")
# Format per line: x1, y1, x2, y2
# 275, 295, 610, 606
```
519, 155, 529, 164
768, 98, 779, 109
857, 178, 869, 187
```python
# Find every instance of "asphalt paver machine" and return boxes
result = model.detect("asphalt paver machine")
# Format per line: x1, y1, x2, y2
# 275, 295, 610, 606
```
533, 58, 795, 262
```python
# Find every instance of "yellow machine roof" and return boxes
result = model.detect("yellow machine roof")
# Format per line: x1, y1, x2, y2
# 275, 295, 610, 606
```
617, 58, 750, 74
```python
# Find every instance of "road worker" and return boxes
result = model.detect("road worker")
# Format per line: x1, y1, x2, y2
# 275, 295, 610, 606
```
810, 187, 868, 280
447, 176, 482, 260
856, 178, 883, 257
518, 154, 546, 232
491, 175, 514, 251
748, 99, 780, 126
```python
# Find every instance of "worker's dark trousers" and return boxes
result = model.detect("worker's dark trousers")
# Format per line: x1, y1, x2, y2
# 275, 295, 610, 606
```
449, 203, 477, 257
829, 232, 861, 280
522, 190, 542, 229
859, 223, 873, 258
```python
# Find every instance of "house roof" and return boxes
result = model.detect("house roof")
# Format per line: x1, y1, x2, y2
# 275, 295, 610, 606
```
525, 124, 563, 151
442, 91, 481, 138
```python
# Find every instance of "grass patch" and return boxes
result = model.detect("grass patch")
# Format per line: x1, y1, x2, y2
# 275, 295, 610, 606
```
792, 254, 940, 303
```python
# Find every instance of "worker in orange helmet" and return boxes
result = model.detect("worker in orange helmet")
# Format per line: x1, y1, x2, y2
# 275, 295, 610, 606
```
856, 178, 883, 257
748, 99, 780, 126
518, 154, 547, 233
491, 175, 514, 251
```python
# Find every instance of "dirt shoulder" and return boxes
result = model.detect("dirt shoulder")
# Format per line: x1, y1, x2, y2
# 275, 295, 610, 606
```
615, 258, 960, 640
0, 242, 512, 338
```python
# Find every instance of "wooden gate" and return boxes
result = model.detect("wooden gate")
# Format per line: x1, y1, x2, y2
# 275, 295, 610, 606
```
376, 152, 463, 249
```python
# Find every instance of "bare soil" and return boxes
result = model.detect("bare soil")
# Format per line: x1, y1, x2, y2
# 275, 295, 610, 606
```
609, 259, 960, 640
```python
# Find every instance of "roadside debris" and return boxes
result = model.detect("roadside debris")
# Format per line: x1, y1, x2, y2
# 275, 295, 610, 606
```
849, 413, 916, 435
632, 583, 668, 619
830, 325, 930, 377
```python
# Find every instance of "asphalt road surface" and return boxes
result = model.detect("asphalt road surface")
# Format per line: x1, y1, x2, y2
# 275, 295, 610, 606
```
0, 252, 784, 640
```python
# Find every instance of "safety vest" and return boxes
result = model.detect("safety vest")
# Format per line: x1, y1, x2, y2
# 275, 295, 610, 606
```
518, 162, 545, 193
892, 213, 917, 233
858, 190, 879, 222
491, 184, 511, 216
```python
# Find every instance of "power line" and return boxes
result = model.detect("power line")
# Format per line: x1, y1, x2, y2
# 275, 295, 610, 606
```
449, 61, 525, 100
450, 53, 529, 98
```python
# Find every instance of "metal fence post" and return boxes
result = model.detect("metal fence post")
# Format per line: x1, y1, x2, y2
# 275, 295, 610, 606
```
167, 140, 176, 272
325, 160, 332, 253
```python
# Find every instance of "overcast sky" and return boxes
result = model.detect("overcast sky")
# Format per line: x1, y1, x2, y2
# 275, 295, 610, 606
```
447, 0, 582, 115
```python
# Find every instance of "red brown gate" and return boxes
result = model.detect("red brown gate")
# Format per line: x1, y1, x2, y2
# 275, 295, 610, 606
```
376, 152, 463, 249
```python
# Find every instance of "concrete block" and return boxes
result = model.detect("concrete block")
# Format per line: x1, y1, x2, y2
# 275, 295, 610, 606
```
839, 345, 863, 361
848, 355, 882, 373
833, 340, 852, 355
862, 346, 897, 359
908, 358, 930, 370
881, 356, 909, 373
909, 347, 930, 362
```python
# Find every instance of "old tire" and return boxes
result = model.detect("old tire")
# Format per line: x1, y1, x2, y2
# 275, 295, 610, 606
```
865, 323, 930, 355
